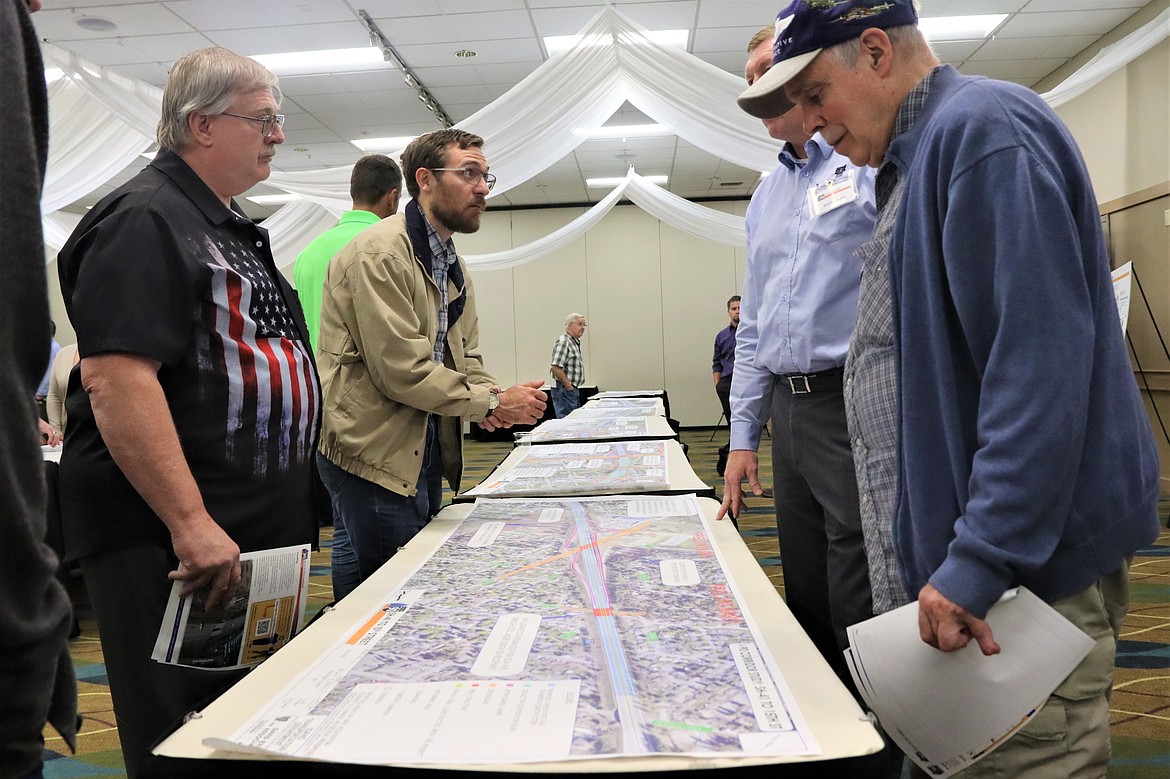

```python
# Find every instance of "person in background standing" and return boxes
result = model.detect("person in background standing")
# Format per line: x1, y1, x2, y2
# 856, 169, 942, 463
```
35, 320, 60, 422
549, 313, 587, 418
293, 153, 402, 355
293, 152, 402, 602
711, 295, 740, 426
46, 342, 80, 436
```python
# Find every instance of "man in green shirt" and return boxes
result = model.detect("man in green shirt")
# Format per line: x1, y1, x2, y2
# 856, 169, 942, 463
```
294, 153, 402, 353
293, 152, 401, 599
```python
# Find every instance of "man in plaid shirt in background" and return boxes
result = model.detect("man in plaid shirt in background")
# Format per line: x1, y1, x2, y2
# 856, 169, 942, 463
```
549, 313, 587, 418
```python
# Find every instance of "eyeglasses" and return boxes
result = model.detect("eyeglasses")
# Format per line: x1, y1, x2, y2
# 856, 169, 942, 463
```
220, 112, 286, 138
429, 167, 497, 191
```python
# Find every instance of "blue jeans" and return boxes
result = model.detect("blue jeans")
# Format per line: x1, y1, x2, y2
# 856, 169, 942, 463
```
316, 419, 443, 597
551, 385, 580, 418
328, 502, 359, 602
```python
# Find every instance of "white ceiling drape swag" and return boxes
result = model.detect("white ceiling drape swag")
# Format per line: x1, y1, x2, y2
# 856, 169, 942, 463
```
467, 169, 747, 270
1040, 8, 1169, 108
39, 6, 767, 265
40, 47, 157, 213
39, 6, 1163, 265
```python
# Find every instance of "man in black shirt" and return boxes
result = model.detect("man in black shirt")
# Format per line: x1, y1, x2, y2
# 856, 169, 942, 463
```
57, 46, 320, 777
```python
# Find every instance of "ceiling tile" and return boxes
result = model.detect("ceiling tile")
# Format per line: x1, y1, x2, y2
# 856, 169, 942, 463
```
394, 37, 544, 68
997, 9, 1137, 39
165, 0, 355, 30
693, 26, 763, 54
207, 22, 373, 55
1024, 0, 1146, 11
694, 1, 787, 28
368, 9, 536, 44
919, 0, 1028, 16
33, 3, 192, 41
960, 58, 1069, 82
970, 34, 1102, 62
928, 40, 986, 63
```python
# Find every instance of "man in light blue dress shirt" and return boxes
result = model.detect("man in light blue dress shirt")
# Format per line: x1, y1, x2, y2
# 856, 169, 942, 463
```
720, 23, 880, 722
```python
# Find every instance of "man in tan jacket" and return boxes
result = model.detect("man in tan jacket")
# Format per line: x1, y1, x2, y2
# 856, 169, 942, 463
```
316, 129, 546, 599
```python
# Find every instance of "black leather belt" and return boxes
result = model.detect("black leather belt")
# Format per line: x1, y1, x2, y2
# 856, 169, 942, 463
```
779, 366, 844, 394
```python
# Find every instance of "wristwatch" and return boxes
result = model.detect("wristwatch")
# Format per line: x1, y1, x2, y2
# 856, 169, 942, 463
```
487, 389, 500, 416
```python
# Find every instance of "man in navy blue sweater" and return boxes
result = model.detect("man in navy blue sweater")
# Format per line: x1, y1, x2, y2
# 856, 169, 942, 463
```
740, 2, 1161, 776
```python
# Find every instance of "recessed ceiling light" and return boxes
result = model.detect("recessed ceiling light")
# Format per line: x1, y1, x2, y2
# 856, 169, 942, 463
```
587, 175, 667, 187
246, 47, 392, 76
245, 194, 302, 206
76, 17, 117, 32
350, 135, 417, 152
44, 67, 63, 83
919, 14, 1008, 42
545, 29, 688, 56
455, 49, 477, 58
584, 123, 671, 139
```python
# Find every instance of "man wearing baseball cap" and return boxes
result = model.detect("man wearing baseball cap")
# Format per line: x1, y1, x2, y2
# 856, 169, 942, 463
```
741, 1, 1160, 775
724, 22, 901, 777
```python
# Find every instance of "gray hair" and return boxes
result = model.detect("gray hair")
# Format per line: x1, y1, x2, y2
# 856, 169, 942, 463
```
157, 47, 281, 152
823, 23, 932, 66
565, 313, 585, 327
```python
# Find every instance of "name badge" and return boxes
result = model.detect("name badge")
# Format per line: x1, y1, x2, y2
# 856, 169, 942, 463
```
807, 167, 860, 216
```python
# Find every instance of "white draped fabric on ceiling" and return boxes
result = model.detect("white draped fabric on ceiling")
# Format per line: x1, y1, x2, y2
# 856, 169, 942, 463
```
39, 5, 769, 268
39, 5, 1169, 268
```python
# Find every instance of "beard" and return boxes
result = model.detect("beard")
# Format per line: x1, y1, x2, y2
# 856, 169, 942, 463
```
430, 198, 482, 235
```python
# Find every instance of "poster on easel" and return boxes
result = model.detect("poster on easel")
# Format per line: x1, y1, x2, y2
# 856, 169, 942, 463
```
1112, 261, 1133, 334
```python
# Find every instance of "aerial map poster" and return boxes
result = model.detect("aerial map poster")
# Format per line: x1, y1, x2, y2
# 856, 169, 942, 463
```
525, 416, 654, 443
569, 405, 661, 419
582, 396, 666, 413
467, 440, 670, 496
208, 496, 819, 765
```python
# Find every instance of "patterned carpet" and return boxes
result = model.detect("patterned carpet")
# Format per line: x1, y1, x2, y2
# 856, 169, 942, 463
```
44, 430, 1170, 777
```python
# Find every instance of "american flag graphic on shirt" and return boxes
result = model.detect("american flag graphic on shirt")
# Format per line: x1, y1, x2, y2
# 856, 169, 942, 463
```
196, 234, 318, 477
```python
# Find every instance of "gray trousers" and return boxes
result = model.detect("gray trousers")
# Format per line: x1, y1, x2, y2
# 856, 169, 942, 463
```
770, 381, 900, 777
770, 380, 874, 689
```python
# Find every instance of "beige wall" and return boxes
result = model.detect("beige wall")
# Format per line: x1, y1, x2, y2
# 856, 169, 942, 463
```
41, 200, 753, 428
456, 202, 747, 427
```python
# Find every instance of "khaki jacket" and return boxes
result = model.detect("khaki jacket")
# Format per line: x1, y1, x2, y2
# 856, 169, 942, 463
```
316, 211, 495, 496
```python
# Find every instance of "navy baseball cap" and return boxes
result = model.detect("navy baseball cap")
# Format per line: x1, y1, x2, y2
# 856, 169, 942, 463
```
738, 0, 919, 118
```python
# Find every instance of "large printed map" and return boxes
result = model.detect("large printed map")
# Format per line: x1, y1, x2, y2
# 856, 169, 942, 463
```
468, 440, 669, 496
526, 415, 653, 442
212, 496, 817, 765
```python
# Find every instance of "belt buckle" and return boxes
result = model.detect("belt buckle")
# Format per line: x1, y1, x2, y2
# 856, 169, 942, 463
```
788, 374, 812, 394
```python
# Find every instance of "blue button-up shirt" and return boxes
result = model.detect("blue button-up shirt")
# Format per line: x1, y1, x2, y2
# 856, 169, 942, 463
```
712, 324, 737, 378
730, 135, 877, 452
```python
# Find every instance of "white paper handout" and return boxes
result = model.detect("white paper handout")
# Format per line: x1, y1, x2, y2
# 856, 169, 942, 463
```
1112, 261, 1133, 334
844, 587, 1095, 778
152, 544, 313, 670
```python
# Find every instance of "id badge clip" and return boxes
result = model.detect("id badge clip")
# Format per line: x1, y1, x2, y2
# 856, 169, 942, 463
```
808, 167, 860, 217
